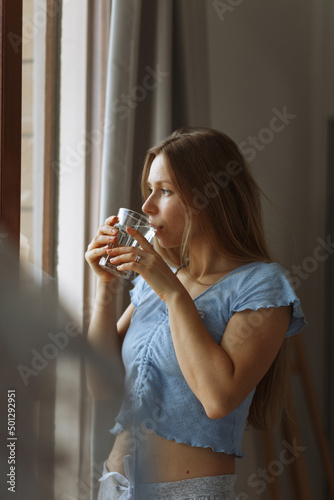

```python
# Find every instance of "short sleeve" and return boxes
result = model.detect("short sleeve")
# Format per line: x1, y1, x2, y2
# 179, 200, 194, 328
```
129, 274, 148, 307
231, 263, 307, 337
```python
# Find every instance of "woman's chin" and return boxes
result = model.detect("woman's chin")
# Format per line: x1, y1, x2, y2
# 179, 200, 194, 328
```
155, 236, 179, 250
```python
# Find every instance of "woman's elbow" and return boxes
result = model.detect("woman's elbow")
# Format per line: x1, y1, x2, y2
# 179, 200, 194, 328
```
204, 396, 236, 420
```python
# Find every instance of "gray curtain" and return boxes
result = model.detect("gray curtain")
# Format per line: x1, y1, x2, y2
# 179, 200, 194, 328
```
99, 0, 211, 223
92, 0, 211, 497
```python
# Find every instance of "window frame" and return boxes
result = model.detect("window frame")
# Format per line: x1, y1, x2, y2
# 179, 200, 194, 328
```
0, 0, 23, 254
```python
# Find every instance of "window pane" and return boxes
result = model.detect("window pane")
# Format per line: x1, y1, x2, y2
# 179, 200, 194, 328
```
20, 0, 35, 265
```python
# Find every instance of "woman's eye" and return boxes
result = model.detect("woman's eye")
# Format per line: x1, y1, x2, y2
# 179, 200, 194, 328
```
146, 187, 172, 196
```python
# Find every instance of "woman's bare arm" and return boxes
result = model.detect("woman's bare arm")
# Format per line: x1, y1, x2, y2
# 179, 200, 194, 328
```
86, 282, 135, 400
166, 289, 291, 419
84, 215, 135, 400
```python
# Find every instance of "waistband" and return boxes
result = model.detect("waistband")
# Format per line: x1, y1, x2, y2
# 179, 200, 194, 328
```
99, 456, 236, 500
136, 473, 237, 500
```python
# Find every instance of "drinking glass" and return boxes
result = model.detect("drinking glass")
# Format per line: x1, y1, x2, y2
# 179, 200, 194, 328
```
99, 208, 156, 280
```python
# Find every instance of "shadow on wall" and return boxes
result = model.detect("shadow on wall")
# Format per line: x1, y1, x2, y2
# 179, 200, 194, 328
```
0, 233, 117, 500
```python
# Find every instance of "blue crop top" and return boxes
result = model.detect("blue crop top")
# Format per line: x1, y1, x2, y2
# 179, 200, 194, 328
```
110, 262, 307, 457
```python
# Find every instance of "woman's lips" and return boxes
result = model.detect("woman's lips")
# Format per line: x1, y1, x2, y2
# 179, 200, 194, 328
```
150, 223, 163, 234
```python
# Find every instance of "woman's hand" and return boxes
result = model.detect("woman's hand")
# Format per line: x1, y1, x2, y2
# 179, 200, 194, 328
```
85, 215, 121, 283
106, 227, 185, 302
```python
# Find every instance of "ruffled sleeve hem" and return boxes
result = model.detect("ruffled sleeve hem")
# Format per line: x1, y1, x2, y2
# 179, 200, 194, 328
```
232, 297, 308, 338
231, 263, 307, 337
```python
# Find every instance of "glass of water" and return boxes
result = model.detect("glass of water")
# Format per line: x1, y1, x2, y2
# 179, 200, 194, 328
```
99, 208, 156, 280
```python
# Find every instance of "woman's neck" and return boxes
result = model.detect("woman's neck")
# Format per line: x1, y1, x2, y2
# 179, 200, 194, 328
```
186, 247, 241, 283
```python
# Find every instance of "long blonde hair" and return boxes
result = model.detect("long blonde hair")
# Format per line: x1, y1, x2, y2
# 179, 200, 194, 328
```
141, 127, 292, 429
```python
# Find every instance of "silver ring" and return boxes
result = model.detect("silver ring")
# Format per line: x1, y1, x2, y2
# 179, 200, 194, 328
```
135, 255, 142, 263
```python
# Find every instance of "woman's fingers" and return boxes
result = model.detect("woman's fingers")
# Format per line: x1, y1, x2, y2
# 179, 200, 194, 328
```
98, 224, 119, 236
87, 234, 117, 253
126, 227, 155, 252
87, 220, 119, 253
85, 223, 154, 276
84, 215, 123, 283
96, 214, 119, 236
107, 250, 140, 263
85, 245, 110, 261
106, 227, 154, 260
105, 215, 119, 225
86, 222, 120, 262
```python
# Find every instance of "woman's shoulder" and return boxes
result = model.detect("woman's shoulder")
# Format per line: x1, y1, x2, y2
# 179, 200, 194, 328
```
200, 261, 297, 309
227, 261, 307, 336
225, 261, 290, 286
229, 261, 304, 312
228, 261, 297, 298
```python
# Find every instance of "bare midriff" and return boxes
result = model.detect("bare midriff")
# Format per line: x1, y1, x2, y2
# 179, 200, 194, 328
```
107, 428, 235, 483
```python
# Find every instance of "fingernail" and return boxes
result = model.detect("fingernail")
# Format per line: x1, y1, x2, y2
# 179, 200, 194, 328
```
111, 228, 118, 235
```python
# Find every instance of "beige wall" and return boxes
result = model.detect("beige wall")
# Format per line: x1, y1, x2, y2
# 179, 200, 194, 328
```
207, 0, 334, 498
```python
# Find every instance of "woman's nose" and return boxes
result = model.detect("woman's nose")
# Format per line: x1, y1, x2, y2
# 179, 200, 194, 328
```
142, 195, 157, 215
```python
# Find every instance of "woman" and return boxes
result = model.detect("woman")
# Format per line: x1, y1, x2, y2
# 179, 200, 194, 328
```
85, 128, 307, 500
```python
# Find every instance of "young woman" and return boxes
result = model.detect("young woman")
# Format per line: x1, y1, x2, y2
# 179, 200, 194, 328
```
85, 128, 307, 500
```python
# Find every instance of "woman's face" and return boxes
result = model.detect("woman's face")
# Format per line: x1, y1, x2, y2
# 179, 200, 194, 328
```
142, 154, 186, 248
